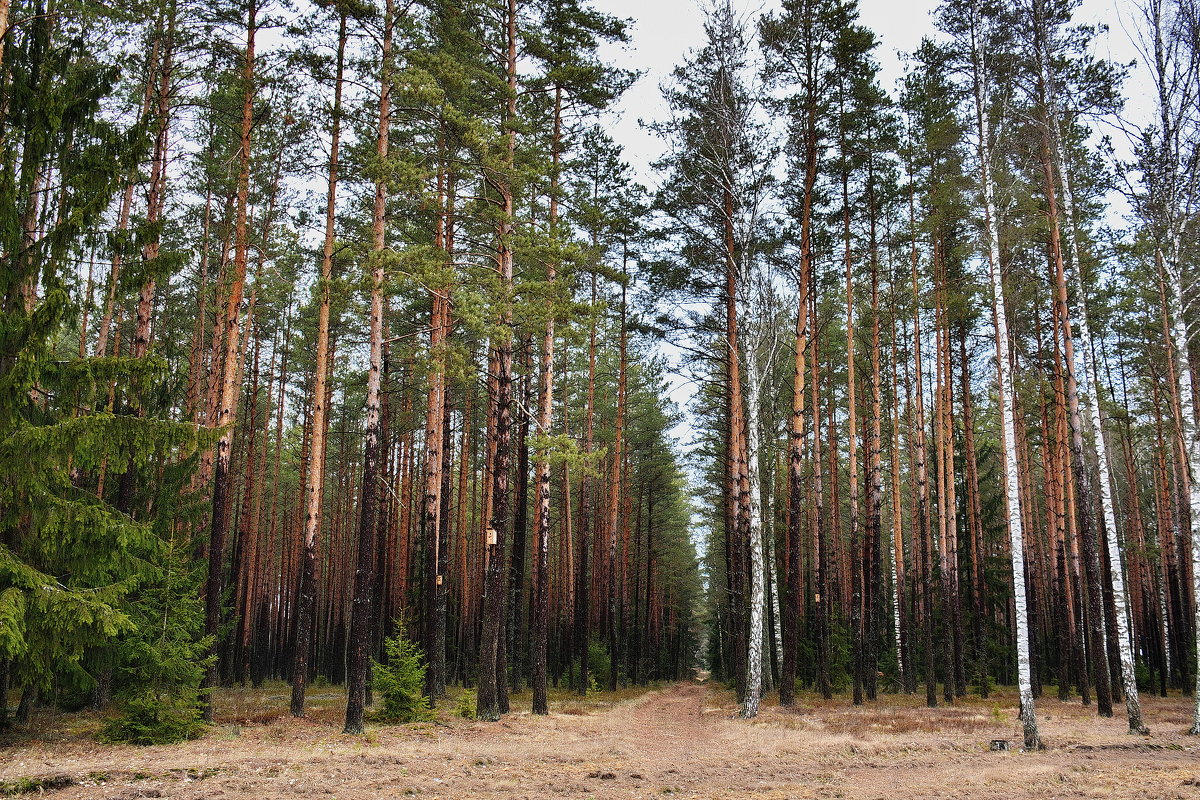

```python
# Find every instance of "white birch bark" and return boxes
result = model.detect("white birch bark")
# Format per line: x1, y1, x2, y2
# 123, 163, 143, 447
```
766, 495, 784, 687
1165, 244, 1200, 734
890, 348, 906, 681
890, 526, 901, 663
1050, 121, 1147, 733
985, 154, 1040, 753
742, 346, 766, 718
968, 0, 1040, 749
1160, 582, 1171, 671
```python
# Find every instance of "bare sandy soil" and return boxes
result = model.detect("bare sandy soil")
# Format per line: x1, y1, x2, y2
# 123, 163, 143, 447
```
2, 682, 1198, 799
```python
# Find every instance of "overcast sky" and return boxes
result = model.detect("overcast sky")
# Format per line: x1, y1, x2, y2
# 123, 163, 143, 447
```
587, 0, 1152, 470
594, 0, 1149, 183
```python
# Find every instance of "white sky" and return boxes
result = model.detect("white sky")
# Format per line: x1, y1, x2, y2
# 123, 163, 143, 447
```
596, 0, 1148, 178
593, 0, 944, 180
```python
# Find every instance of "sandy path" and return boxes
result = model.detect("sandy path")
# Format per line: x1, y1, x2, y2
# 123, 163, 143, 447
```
2, 684, 1198, 799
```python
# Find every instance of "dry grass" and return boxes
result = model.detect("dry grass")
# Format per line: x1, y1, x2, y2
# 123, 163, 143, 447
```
0, 679, 660, 744
213, 682, 347, 726
208, 679, 659, 727
1, 682, 1197, 799
826, 705, 999, 735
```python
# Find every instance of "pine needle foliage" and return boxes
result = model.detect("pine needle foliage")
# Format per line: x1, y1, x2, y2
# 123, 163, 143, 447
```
0, 3, 207, 720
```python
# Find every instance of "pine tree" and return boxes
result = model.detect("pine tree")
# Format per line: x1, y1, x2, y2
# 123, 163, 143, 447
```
476, 0, 522, 723
344, 0, 397, 734
290, 0, 351, 720
760, 0, 839, 704
653, 0, 774, 717
523, 0, 632, 718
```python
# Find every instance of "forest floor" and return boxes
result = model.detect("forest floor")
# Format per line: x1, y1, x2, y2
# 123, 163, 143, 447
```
2, 680, 1198, 799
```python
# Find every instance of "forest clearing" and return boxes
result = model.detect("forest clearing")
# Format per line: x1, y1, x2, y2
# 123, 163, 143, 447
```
3, 683, 1198, 799
6, 0, 1200, 786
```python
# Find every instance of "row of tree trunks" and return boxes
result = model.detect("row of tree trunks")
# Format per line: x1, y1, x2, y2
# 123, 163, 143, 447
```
203, 0, 258, 721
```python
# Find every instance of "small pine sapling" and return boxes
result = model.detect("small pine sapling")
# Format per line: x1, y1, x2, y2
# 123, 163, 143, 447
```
371, 619, 434, 724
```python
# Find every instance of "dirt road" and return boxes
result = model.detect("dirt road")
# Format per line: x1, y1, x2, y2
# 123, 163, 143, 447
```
2, 683, 1198, 799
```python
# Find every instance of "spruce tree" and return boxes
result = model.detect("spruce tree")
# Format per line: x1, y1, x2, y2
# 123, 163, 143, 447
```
0, 2, 205, 726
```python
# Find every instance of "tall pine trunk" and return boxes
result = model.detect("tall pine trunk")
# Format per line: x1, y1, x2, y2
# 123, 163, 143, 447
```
608, 252, 629, 693
782, 87, 816, 706
477, 0, 519, 722
531, 85, 562, 715
907, 174, 936, 709
843, 163, 863, 707
204, 0, 258, 720
344, 0, 392, 733
422, 168, 449, 700
575, 271, 597, 695
291, 10, 345, 717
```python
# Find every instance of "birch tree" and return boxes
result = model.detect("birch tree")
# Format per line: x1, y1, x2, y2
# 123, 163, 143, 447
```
1127, 0, 1200, 734
960, 0, 1043, 750
1029, 1, 1147, 732
654, 0, 772, 716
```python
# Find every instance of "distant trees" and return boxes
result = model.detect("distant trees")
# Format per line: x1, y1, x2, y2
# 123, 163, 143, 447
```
682, 0, 1200, 744
653, 0, 774, 717
2, 0, 1200, 747
0, 0, 700, 737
